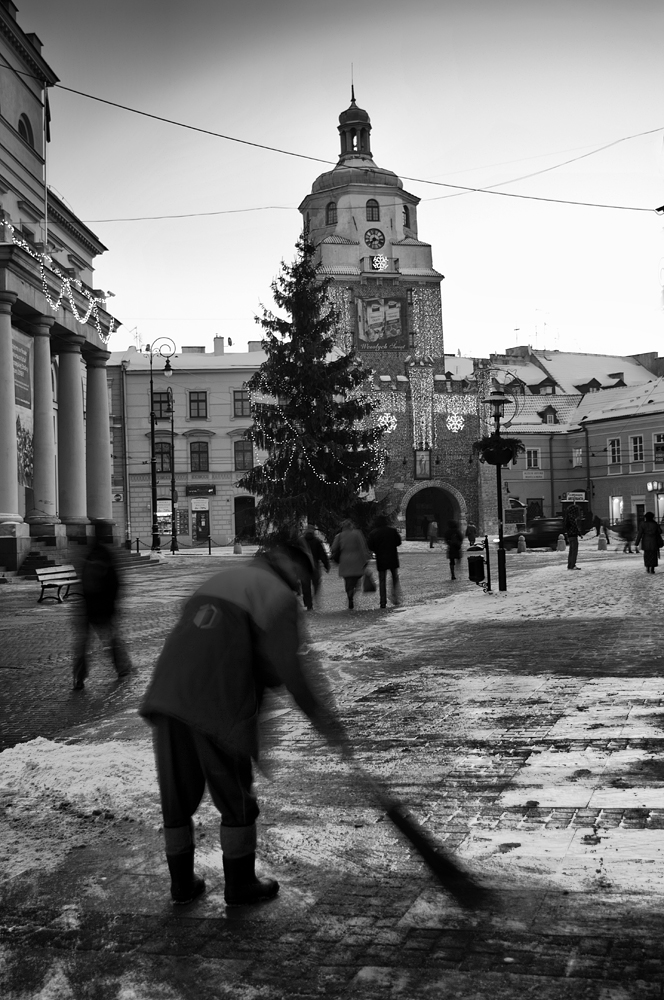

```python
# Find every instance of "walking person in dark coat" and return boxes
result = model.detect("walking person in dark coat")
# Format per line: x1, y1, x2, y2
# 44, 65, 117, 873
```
140, 540, 345, 907
443, 520, 463, 581
563, 502, 584, 570
620, 515, 637, 554
367, 514, 402, 609
299, 525, 330, 610
465, 522, 477, 546
330, 519, 371, 610
427, 519, 438, 549
72, 535, 131, 690
635, 511, 663, 573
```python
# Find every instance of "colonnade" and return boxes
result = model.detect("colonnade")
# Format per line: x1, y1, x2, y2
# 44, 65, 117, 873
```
0, 290, 113, 533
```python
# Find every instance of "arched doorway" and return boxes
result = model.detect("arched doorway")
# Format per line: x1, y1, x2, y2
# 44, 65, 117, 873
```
404, 484, 463, 540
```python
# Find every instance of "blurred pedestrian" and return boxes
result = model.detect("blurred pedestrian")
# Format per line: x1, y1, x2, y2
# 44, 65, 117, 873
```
140, 540, 345, 907
601, 517, 611, 543
443, 520, 463, 581
592, 513, 602, 537
427, 519, 438, 549
421, 516, 429, 539
465, 522, 477, 546
635, 511, 663, 574
330, 519, 371, 610
563, 502, 584, 570
619, 515, 636, 554
367, 514, 402, 609
72, 533, 131, 690
299, 525, 330, 610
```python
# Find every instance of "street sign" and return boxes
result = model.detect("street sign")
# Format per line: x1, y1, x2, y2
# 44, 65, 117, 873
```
112, 492, 124, 503
565, 492, 586, 502
191, 498, 209, 511
186, 485, 216, 497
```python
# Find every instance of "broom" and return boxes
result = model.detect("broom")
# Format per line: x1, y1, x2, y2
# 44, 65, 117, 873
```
344, 751, 494, 911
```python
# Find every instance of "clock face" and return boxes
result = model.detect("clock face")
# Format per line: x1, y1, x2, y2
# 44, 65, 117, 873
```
364, 228, 385, 250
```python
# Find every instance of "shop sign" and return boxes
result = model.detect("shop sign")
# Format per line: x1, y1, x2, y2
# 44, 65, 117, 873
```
186, 485, 216, 497
191, 498, 209, 511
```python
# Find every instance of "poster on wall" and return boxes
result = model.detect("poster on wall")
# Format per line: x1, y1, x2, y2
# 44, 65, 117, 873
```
356, 296, 407, 350
12, 331, 33, 488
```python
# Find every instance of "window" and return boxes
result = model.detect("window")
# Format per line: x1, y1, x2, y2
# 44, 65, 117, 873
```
414, 449, 431, 479
572, 447, 583, 467
233, 389, 251, 417
630, 435, 644, 463
546, 413, 555, 424
18, 114, 34, 147
366, 199, 380, 222
325, 202, 337, 225
403, 205, 410, 228
608, 438, 621, 465
189, 391, 207, 419
654, 433, 664, 464
155, 441, 172, 472
152, 391, 170, 420
190, 441, 209, 472
234, 440, 253, 471
526, 449, 540, 469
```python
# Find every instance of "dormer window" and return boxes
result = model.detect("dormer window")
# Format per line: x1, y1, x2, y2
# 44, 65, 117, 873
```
325, 202, 337, 226
18, 114, 34, 147
537, 404, 559, 425
366, 199, 380, 222
403, 205, 410, 228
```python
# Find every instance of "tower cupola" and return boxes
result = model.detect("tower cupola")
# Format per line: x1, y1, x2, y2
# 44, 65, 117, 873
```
337, 86, 372, 161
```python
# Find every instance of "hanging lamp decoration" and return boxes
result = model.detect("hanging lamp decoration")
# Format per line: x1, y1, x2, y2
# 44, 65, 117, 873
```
7, 224, 115, 344
406, 355, 435, 450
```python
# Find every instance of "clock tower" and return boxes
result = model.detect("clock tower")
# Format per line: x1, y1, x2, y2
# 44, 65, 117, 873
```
299, 92, 482, 540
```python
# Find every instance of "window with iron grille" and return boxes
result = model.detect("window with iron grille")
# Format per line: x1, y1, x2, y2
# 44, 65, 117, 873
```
572, 447, 583, 467
234, 440, 253, 471
608, 438, 621, 465
152, 391, 170, 420
233, 389, 251, 417
526, 449, 540, 469
189, 391, 207, 419
190, 441, 209, 472
630, 435, 644, 462
366, 199, 380, 222
155, 441, 171, 472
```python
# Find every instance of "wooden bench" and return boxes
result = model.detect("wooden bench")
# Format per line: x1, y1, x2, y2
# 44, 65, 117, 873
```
35, 565, 82, 603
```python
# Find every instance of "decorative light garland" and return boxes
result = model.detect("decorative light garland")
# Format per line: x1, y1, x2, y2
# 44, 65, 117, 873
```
7, 223, 115, 344
433, 393, 478, 433
407, 357, 435, 450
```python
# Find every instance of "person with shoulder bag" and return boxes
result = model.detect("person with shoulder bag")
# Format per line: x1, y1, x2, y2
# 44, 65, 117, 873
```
330, 519, 372, 610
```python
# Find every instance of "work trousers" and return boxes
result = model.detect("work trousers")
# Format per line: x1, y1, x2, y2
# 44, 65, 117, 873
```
567, 536, 579, 569
151, 714, 258, 856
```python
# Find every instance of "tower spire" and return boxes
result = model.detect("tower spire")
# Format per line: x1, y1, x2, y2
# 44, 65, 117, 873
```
338, 90, 372, 162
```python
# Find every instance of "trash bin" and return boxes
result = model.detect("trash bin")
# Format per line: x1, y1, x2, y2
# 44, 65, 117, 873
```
467, 543, 485, 584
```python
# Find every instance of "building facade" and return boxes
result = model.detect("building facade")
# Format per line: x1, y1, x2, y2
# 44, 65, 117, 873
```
0, 0, 118, 569
108, 339, 266, 549
300, 91, 486, 539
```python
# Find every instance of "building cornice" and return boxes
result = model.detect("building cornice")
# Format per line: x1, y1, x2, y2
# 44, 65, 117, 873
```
0, 10, 59, 86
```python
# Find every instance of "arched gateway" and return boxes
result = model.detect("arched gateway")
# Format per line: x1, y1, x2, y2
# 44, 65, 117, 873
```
402, 481, 467, 540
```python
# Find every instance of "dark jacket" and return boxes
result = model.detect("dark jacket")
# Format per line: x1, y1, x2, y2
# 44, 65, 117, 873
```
635, 519, 663, 554
563, 505, 584, 538
303, 530, 330, 589
140, 556, 334, 759
444, 525, 463, 559
367, 525, 402, 571
81, 543, 119, 623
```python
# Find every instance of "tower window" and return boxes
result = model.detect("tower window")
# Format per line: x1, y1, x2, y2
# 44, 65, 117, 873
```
366, 199, 380, 222
326, 202, 337, 226
403, 206, 410, 228
18, 114, 34, 147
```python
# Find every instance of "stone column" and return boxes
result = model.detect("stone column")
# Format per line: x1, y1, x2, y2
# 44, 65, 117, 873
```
85, 350, 113, 527
57, 336, 88, 525
0, 291, 22, 523
26, 316, 59, 524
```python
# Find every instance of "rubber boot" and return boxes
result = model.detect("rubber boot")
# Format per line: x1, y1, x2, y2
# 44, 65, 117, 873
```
222, 853, 279, 906
72, 657, 88, 691
166, 849, 206, 905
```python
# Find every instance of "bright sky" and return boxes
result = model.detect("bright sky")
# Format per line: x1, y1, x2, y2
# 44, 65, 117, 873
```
16, 0, 664, 360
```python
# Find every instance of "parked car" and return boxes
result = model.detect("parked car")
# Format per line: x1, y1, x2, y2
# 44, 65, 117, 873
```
499, 517, 565, 551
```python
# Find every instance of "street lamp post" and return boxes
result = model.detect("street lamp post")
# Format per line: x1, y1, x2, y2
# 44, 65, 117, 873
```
165, 386, 179, 553
647, 480, 663, 522
484, 387, 508, 593
145, 339, 176, 552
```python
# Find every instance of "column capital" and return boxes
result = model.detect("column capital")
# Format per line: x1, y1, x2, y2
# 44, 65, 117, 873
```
85, 349, 111, 368
57, 334, 86, 355
31, 315, 56, 336
0, 290, 18, 314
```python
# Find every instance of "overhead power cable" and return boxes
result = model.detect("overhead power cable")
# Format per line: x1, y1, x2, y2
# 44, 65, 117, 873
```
53, 81, 662, 215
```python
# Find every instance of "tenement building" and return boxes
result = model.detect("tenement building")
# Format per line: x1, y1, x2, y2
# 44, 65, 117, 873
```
299, 91, 486, 538
0, 0, 118, 569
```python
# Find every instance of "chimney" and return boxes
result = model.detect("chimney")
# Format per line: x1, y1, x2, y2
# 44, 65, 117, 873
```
213, 335, 225, 355
248, 341, 262, 353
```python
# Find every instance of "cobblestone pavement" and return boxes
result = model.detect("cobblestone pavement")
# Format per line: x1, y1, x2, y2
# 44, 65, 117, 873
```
1, 541, 664, 999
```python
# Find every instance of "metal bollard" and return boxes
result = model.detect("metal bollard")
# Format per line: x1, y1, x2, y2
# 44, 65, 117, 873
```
556, 534, 566, 552
136, 537, 139, 555
598, 535, 608, 551
517, 534, 527, 553
208, 536, 212, 555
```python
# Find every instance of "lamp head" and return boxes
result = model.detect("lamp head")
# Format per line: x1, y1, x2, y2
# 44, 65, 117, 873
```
163, 358, 173, 378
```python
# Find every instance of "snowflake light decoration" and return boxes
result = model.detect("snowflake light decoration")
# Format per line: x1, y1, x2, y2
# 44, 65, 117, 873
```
446, 412, 465, 433
371, 255, 389, 271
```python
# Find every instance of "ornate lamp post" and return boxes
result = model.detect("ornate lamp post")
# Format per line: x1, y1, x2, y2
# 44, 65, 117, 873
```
483, 387, 509, 593
145, 338, 175, 552
647, 480, 663, 522
165, 386, 179, 553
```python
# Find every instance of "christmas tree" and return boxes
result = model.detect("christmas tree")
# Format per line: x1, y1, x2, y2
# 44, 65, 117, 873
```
238, 233, 388, 540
